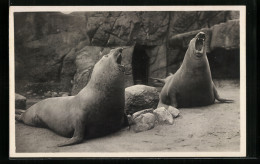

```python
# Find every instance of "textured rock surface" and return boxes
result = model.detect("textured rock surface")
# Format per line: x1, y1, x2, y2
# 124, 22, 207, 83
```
153, 107, 174, 125
168, 11, 237, 37
210, 20, 240, 50
14, 11, 240, 94
15, 93, 27, 109
86, 11, 170, 46
167, 19, 240, 75
132, 108, 154, 120
125, 85, 159, 115
167, 106, 180, 118
132, 113, 157, 133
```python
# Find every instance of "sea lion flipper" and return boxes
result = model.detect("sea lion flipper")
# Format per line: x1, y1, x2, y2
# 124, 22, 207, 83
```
56, 136, 84, 147
56, 122, 85, 147
158, 90, 178, 108
15, 109, 26, 115
213, 83, 234, 103
150, 77, 166, 84
122, 114, 130, 130
169, 95, 178, 108
15, 114, 23, 122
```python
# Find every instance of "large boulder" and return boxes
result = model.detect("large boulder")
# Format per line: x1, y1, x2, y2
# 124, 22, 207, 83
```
15, 93, 27, 109
125, 85, 159, 115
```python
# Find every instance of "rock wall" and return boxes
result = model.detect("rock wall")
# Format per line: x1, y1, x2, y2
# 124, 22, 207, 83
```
14, 11, 240, 95
167, 19, 240, 76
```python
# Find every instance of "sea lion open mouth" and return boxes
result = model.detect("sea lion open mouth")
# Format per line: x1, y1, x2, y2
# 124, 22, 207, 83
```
116, 48, 125, 72
195, 32, 206, 56
116, 53, 122, 64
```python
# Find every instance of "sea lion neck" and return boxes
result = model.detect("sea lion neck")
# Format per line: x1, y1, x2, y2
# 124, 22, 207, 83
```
181, 47, 208, 73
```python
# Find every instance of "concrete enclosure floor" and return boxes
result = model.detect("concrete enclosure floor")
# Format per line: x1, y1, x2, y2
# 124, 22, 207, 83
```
14, 80, 241, 153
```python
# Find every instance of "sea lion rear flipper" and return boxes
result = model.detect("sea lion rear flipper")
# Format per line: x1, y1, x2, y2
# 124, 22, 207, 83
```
15, 114, 23, 122
169, 95, 178, 108
15, 109, 26, 115
56, 122, 85, 147
150, 77, 166, 84
213, 83, 234, 103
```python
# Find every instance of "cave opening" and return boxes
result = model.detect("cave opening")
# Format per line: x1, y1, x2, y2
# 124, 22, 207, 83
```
207, 48, 240, 79
132, 45, 149, 85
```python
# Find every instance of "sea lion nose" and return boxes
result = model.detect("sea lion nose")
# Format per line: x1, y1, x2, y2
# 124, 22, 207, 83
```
198, 32, 206, 39
118, 47, 125, 53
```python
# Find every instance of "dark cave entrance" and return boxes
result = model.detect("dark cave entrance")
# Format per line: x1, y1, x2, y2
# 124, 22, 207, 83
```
132, 45, 149, 85
207, 48, 240, 79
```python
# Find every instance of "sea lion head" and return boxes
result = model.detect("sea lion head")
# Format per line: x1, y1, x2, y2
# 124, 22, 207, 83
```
187, 32, 206, 60
90, 47, 125, 86
95, 47, 125, 72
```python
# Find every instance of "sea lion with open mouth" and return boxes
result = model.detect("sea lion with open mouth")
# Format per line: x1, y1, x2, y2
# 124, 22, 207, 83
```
153, 32, 233, 109
15, 47, 128, 147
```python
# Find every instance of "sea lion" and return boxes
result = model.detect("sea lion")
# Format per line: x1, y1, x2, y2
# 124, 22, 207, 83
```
153, 32, 233, 109
15, 47, 128, 147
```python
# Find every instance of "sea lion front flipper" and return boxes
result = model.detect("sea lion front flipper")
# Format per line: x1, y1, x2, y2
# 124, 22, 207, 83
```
169, 95, 178, 108
213, 83, 234, 103
122, 114, 130, 130
56, 122, 85, 147
158, 89, 178, 108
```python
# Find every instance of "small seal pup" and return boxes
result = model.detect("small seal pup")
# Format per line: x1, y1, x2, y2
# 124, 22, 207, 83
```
15, 47, 128, 147
153, 32, 233, 109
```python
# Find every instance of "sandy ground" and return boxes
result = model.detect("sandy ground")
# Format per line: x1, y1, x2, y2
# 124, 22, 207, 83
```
15, 80, 240, 153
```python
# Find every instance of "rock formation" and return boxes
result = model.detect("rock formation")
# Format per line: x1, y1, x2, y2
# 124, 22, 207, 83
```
14, 11, 240, 94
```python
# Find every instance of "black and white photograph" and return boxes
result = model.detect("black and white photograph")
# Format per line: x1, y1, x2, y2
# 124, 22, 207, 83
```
9, 6, 246, 157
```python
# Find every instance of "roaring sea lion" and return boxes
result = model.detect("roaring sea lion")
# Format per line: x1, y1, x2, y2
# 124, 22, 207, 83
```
15, 47, 127, 147
154, 32, 233, 109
